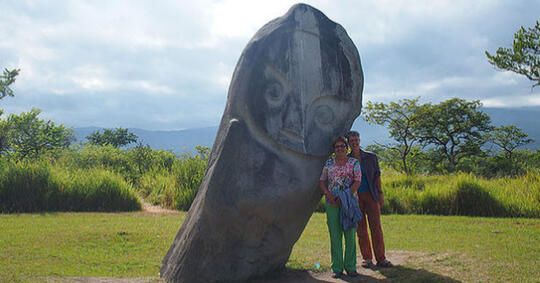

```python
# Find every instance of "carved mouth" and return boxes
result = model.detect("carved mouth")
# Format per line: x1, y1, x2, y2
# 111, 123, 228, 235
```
279, 128, 304, 143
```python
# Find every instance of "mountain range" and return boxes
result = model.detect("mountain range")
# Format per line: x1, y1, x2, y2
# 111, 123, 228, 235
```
74, 106, 540, 154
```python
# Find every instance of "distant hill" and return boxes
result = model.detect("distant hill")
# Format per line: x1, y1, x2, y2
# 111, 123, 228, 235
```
74, 106, 539, 153
74, 126, 218, 154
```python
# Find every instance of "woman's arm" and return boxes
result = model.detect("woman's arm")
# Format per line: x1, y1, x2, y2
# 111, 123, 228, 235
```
350, 181, 360, 195
319, 180, 337, 206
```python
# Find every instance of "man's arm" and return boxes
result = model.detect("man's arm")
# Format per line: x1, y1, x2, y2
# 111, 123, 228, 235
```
377, 176, 384, 206
373, 153, 384, 206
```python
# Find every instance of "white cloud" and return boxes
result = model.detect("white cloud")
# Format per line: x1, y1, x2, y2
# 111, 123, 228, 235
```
482, 93, 540, 108
1, 0, 539, 130
209, 0, 296, 39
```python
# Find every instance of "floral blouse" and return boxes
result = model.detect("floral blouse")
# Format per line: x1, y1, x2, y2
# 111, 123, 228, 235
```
320, 157, 361, 192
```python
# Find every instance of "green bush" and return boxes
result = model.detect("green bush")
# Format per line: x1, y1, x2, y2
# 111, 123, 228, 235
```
6, 142, 537, 217
59, 144, 133, 172
382, 171, 539, 217
172, 153, 207, 210
53, 167, 141, 212
0, 160, 140, 213
138, 168, 177, 207
135, 153, 207, 211
453, 181, 505, 216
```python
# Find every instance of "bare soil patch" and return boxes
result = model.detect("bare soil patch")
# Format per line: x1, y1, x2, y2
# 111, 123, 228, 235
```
138, 198, 179, 215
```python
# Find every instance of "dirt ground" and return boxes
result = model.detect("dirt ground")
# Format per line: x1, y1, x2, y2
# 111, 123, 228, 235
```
139, 198, 180, 215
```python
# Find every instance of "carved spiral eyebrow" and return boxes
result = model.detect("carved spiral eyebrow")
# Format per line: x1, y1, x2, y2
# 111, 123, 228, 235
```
308, 95, 352, 131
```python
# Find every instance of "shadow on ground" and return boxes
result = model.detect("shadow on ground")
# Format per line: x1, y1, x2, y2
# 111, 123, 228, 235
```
47, 266, 459, 283
252, 265, 460, 283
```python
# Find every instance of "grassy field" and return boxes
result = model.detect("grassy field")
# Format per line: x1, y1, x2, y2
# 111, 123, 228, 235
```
1, 212, 538, 282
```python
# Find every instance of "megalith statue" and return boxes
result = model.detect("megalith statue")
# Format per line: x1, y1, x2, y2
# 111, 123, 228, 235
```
161, 3, 363, 282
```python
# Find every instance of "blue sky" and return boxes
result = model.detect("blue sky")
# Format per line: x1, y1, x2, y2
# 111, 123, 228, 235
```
1, 0, 539, 130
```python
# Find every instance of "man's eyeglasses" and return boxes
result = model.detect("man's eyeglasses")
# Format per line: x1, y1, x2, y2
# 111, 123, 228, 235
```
334, 145, 347, 148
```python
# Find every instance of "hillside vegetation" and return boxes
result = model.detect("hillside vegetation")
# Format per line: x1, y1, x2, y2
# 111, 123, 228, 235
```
1, 95, 539, 216
1, 144, 539, 217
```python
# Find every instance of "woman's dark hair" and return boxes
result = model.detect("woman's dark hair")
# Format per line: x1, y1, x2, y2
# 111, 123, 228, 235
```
332, 136, 349, 148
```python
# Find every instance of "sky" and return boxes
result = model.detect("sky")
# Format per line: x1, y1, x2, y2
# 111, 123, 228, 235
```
1, 0, 539, 130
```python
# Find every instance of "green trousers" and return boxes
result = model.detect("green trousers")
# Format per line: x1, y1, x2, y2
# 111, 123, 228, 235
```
326, 202, 357, 273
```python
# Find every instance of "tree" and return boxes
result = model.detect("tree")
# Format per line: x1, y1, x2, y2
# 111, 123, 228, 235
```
0, 110, 8, 153
485, 21, 540, 88
0, 68, 20, 100
3, 108, 75, 159
487, 125, 534, 159
86, 127, 138, 148
416, 98, 492, 171
363, 98, 423, 174
130, 142, 153, 174
195, 145, 210, 160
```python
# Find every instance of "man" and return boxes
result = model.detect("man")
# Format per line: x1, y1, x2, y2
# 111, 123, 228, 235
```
346, 130, 393, 268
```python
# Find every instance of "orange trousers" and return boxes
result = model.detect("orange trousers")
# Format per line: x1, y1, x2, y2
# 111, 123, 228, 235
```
356, 191, 386, 263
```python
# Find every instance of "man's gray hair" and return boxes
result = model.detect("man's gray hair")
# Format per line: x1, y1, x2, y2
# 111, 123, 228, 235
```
346, 130, 359, 139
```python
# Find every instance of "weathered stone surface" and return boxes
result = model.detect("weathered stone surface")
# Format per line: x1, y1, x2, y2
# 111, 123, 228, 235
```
161, 3, 363, 282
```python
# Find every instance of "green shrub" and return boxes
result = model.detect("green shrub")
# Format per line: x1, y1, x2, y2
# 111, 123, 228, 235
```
453, 181, 505, 216
382, 171, 539, 217
57, 144, 135, 178
53, 167, 140, 212
0, 160, 140, 213
138, 168, 177, 207
0, 161, 53, 212
135, 153, 207, 211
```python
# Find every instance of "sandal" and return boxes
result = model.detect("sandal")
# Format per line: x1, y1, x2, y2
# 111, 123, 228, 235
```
376, 259, 393, 268
331, 272, 343, 278
361, 259, 373, 268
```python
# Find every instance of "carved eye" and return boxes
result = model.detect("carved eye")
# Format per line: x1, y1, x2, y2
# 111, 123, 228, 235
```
314, 105, 335, 125
264, 81, 286, 105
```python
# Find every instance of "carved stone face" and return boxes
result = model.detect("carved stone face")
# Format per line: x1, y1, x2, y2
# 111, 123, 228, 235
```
232, 6, 363, 156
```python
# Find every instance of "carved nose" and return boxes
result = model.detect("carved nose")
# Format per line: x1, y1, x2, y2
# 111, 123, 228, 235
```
281, 103, 304, 141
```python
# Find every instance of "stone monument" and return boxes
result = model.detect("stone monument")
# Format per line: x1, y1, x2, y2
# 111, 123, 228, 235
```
161, 3, 363, 282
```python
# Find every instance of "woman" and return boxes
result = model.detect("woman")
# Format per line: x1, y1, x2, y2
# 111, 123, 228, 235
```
319, 136, 362, 278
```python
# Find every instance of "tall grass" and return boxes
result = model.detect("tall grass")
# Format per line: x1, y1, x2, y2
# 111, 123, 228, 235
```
137, 153, 207, 210
313, 170, 539, 218
1, 145, 205, 213
0, 160, 140, 213
3, 143, 538, 217
382, 171, 540, 217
